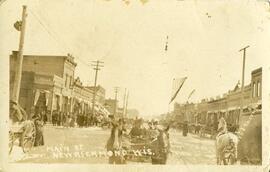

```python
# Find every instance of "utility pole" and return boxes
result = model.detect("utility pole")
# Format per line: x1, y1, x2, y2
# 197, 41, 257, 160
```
12, 5, 27, 103
114, 87, 119, 118
91, 60, 104, 117
122, 88, 127, 118
125, 91, 129, 118
239, 45, 250, 123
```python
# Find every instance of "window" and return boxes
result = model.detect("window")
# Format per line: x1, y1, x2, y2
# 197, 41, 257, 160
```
65, 74, 68, 87
257, 81, 261, 97
253, 82, 256, 98
69, 76, 73, 88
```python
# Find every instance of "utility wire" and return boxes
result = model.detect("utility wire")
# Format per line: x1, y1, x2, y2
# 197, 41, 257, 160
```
28, 9, 91, 67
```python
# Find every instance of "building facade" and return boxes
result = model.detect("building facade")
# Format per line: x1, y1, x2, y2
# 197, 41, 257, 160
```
172, 67, 262, 164
10, 51, 108, 120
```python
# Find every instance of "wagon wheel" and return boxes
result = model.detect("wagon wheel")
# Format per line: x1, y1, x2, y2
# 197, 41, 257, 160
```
22, 125, 36, 153
9, 131, 14, 154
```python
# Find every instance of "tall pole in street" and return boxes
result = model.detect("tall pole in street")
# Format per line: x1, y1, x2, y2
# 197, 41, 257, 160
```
123, 88, 127, 118
114, 87, 119, 118
91, 60, 104, 116
239, 45, 250, 123
125, 91, 129, 118
12, 5, 27, 103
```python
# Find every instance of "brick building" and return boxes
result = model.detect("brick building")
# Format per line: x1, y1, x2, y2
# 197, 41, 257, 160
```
10, 51, 108, 120
10, 51, 76, 119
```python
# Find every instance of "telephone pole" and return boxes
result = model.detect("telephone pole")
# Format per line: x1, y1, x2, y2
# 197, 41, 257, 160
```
114, 87, 119, 118
125, 91, 129, 118
91, 60, 104, 116
12, 5, 27, 103
239, 45, 250, 123
122, 88, 127, 118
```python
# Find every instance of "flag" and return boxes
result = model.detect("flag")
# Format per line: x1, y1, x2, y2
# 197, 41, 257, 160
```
188, 89, 195, 100
169, 77, 187, 104
14, 21, 22, 31
233, 80, 240, 91
33, 89, 40, 106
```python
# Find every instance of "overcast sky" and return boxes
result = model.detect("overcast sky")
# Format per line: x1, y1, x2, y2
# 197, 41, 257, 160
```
1, 0, 270, 116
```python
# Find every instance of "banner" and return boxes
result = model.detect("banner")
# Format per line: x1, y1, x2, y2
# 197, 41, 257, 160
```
44, 91, 50, 106
33, 89, 40, 106
169, 77, 187, 104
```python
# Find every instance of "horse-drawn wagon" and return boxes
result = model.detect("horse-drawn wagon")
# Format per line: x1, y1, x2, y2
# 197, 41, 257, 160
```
122, 136, 152, 163
9, 120, 36, 154
9, 101, 36, 154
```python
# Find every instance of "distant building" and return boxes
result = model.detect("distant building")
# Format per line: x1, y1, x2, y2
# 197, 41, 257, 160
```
173, 67, 262, 126
86, 85, 106, 105
73, 77, 93, 115
104, 98, 118, 118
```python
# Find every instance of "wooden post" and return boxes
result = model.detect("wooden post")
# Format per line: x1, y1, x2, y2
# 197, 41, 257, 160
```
12, 5, 27, 103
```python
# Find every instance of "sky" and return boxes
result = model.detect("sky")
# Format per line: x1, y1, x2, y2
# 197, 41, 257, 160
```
0, 0, 270, 116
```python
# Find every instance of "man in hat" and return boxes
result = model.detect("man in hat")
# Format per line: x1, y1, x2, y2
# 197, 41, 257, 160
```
148, 119, 160, 140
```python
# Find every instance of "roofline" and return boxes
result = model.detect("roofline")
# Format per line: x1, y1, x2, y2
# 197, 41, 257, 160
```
11, 51, 77, 66
252, 67, 262, 74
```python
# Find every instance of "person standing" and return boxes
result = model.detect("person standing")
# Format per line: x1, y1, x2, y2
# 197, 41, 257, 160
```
32, 112, 44, 146
148, 119, 159, 140
41, 110, 47, 124
183, 121, 188, 136
52, 110, 57, 126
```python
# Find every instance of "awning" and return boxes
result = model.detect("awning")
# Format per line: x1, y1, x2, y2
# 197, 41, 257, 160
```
227, 106, 240, 111
219, 109, 227, 113
33, 89, 50, 106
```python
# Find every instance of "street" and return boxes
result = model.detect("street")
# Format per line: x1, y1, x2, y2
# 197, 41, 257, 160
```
9, 126, 216, 164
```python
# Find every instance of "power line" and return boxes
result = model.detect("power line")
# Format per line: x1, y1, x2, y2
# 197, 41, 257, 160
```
114, 87, 120, 117
91, 60, 104, 116
28, 9, 91, 67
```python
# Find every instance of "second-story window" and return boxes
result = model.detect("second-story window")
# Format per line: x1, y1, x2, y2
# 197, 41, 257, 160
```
69, 76, 73, 88
252, 82, 256, 98
257, 81, 261, 97
65, 74, 68, 87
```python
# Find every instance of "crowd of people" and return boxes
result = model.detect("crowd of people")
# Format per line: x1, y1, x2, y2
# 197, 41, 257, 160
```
51, 110, 110, 128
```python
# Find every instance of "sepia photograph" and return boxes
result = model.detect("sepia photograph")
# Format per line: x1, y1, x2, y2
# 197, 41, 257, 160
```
0, 0, 270, 172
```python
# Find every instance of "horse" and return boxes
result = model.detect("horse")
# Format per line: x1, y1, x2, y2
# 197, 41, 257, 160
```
106, 121, 125, 164
215, 118, 238, 165
150, 125, 170, 164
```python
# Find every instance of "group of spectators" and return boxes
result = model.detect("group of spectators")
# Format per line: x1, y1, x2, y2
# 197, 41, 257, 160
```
51, 110, 109, 128
76, 113, 107, 127
51, 111, 75, 127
